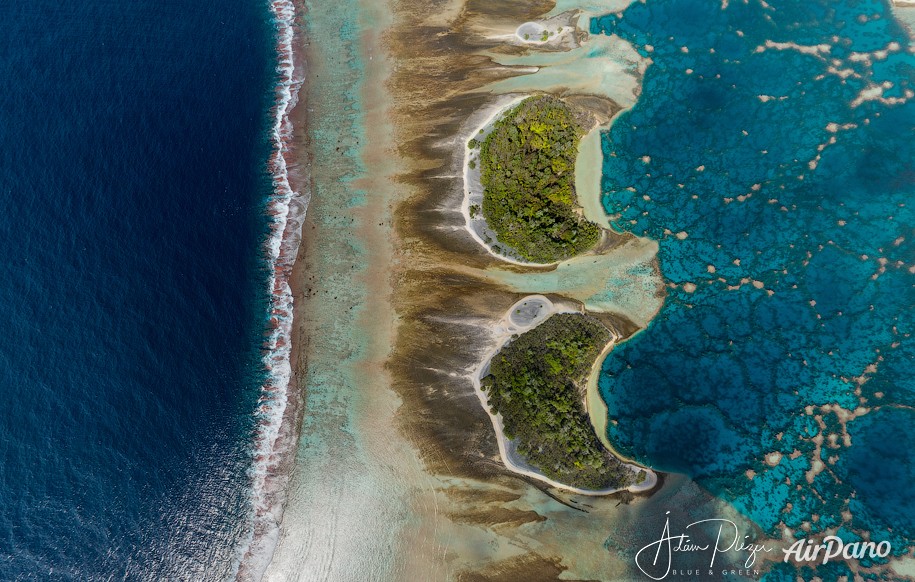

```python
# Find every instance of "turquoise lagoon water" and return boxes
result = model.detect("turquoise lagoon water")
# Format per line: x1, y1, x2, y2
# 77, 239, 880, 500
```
592, 0, 914, 577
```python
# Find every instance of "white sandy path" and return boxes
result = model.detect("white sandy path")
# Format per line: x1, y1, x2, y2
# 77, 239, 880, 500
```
575, 125, 614, 230
471, 295, 657, 496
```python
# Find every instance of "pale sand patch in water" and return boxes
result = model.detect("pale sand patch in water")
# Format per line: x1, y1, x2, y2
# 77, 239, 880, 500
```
479, 236, 663, 329
890, 554, 915, 579
891, 1, 915, 36
514, 12, 584, 50
485, 32, 649, 111
576, 125, 613, 230
546, 0, 635, 17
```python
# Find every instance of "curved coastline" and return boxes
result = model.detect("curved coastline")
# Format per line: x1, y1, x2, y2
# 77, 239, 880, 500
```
461, 10, 661, 497
461, 94, 548, 267
584, 337, 653, 477
471, 296, 657, 495
575, 125, 615, 230
234, 0, 310, 578
462, 95, 615, 267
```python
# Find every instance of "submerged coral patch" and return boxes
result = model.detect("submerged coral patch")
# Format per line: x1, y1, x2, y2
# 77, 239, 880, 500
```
591, 0, 915, 563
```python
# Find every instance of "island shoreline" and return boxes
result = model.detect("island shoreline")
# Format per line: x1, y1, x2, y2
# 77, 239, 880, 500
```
471, 295, 659, 496
459, 83, 660, 495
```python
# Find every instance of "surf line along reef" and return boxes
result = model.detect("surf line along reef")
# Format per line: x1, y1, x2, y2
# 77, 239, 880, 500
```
464, 94, 658, 494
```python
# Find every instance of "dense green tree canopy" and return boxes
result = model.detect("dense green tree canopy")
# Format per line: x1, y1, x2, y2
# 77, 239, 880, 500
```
480, 96, 600, 263
481, 314, 633, 490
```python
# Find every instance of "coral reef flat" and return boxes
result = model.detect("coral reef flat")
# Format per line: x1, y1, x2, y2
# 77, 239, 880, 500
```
264, 0, 805, 579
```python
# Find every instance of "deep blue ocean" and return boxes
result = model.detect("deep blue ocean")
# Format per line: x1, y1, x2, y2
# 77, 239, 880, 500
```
593, 0, 914, 578
0, 0, 276, 579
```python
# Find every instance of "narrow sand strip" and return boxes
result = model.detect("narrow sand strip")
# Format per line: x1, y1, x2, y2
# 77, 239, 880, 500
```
546, 0, 635, 18
584, 337, 652, 480
575, 125, 614, 230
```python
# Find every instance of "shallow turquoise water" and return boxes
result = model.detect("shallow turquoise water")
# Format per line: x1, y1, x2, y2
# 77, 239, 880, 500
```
592, 0, 915, 575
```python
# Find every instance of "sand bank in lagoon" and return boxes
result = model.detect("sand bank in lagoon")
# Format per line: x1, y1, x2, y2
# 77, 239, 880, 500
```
892, 1, 915, 34
576, 125, 613, 230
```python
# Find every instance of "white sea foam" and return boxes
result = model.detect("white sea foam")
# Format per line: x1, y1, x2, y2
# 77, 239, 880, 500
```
232, 0, 308, 580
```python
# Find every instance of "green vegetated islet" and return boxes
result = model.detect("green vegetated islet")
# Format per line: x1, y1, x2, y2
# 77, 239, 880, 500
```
481, 313, 634, 490
480, 95, 600, 263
